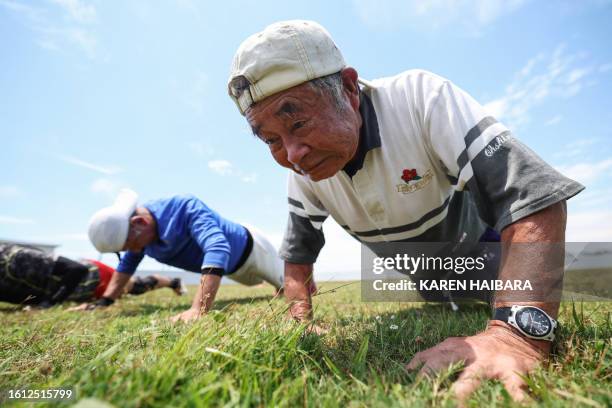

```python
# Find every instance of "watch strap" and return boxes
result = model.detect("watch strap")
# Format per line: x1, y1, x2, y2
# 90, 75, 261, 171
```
493, 307, 512, 322
95, 297, 115, 307
201, 267, 224, 277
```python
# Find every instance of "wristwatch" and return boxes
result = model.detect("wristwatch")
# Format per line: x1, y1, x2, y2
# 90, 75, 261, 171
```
86, 297, 115, 310
493, 305, 557, 341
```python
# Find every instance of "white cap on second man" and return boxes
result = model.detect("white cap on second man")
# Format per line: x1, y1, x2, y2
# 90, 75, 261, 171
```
228, 20, 346, 115
88, 188, 138, 253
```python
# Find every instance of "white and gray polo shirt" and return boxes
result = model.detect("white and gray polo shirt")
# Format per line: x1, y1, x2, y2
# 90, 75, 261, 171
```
279, 70, 584, 264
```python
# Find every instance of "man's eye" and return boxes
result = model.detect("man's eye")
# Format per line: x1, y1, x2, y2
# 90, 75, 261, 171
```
292, 121, 306, 131
263, 137, 280, 146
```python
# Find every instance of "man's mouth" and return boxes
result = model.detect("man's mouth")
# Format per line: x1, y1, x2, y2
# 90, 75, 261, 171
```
292, 164, 306, 175
302, 157, 328, 175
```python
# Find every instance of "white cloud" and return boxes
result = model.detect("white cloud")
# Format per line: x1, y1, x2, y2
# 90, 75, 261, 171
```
570, 187, 612, 208
207, 159, 258, 183
58, 155, 122, 175
552, 137, 599, 159
353, 0, 527, 34
565, 138, 599, 150
0, 185, 22, 198
36, 37, 61, 51
566, 209, 612, 241
555, 158, 612, 185
90, 178, 118, 195
544, 115, 563, 126
49, 0, 96, 23
599, 63, 612, 73
484, 45, 596, 129
566, 67, 591, 85
0, 0, 45, 22
66, 27, 97, 58
0, 215, 35, 224
0, 0, 100, 58
32, 25, 99, 59
241, 173, 257, 183
208, 159, 233, 176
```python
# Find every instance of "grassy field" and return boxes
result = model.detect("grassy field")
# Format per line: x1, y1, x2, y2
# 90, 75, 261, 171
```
0, 281, 610, 407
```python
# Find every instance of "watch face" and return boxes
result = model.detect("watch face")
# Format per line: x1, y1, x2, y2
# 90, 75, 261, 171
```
515, 307, 552, 337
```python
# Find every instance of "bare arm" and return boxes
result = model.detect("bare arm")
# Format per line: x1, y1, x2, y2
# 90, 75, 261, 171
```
491, 200, 567, 351
407, 201, 568, 401
285, 262, 314, 321
191, 273, 221, 314
496, 201, 566, 315
170, 271, 221, 323
68, 270, 132, 311
102, 271, 133, 300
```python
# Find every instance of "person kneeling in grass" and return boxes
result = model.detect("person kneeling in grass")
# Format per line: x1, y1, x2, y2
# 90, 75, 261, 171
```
78, 189, 291, 322
0, 243, 184, 308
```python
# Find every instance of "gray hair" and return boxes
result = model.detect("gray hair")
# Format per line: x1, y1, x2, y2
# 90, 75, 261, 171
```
308, 72, 348, 112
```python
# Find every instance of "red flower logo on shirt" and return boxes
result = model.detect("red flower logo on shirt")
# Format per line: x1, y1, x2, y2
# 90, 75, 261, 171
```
401, 168, 422, 183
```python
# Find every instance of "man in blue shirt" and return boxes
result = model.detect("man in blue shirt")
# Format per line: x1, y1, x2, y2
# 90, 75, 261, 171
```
78, 189, 285, 322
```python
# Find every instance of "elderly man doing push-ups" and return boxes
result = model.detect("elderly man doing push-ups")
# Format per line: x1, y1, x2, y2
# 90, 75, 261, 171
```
227, 20, 584, 401
77, 189, 288, 322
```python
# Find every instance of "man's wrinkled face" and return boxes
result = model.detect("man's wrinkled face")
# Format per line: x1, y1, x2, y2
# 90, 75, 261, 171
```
245, 70, 362, 182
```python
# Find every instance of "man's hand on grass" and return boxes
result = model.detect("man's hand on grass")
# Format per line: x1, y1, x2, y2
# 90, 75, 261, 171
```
305, 323, 329, 336
406, 322, 548, 403
67, 302, 94, 311
173, 272, 221, 324
170, 308, 202, 323
68, 298, 114, 311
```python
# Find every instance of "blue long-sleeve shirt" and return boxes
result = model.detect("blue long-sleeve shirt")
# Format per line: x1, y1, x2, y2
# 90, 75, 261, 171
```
116, 195, 248, 275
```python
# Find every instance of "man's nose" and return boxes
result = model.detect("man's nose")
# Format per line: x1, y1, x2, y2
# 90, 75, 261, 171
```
285, 137, 311, 166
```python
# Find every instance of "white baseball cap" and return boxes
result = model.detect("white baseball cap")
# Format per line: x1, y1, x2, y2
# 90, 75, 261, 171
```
88, 188, 138, 253
228, 20, 347, 115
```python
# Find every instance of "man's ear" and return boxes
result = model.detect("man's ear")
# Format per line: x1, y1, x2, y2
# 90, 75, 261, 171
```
129, 215, 147, 227
341, 67, 360, 109
341, 67, 359, 90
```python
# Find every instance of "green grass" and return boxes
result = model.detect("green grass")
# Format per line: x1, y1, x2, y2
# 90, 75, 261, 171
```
0, 281, 610, 407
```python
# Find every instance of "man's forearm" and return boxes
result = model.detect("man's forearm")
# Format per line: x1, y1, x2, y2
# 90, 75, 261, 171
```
285, 262, 314, 321
191, 274, 221, 314
492, 201, 567, 352
495, 201, 567, 316
102, 271, 133, 300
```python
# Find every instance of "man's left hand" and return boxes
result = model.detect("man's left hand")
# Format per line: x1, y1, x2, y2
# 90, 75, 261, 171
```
67, 302, 94, 311
68, 298, 113, 311
170, 308, 202, 323
406, 323, 548, 402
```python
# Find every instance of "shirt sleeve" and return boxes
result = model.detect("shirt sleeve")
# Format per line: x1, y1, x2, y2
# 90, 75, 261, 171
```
279, 172, 329, 264
184, 198, 232, 271
422, 74, 584, 231
116, 251, 145, 275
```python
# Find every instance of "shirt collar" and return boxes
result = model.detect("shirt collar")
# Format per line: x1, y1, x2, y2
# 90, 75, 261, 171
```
342, 91, 381, 178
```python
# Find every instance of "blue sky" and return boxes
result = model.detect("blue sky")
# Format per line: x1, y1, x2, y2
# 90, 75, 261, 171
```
1, 0, 611, 280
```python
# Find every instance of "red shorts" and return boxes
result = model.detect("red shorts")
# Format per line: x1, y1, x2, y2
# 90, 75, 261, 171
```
86, 260, 114, 298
